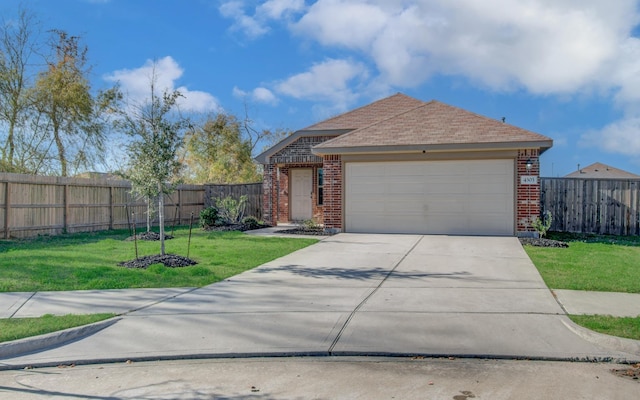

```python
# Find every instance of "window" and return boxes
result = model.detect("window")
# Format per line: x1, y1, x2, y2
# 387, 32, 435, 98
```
317, 168, 324, 205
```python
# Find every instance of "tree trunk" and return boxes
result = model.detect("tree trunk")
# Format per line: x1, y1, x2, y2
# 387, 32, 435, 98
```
146, 197, 151, 232
52, 118, 67, 176
158, 183, 165, 256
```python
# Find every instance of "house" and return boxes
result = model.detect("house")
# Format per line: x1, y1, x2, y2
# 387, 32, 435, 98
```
255, 93, 553, 236
564, 162, 640, 179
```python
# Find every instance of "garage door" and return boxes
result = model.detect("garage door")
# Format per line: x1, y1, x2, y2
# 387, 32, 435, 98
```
345, 160, 514, 235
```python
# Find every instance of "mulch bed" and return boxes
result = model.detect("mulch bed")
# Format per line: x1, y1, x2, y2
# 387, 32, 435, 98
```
125, 231, 174, 241
118, 254, 197, 269
203, 223, 270, 232
519, 237, 569, 248
275, 228, 331, 236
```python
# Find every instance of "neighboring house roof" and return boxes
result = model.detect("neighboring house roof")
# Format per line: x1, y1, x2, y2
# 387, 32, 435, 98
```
564, 162, 640, 179
313, 100, 552, 155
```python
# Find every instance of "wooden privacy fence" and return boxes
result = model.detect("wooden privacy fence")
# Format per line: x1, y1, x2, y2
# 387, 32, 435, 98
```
1, 172, 205, 239
204, 183, 263, 220
541, 177, 640, 235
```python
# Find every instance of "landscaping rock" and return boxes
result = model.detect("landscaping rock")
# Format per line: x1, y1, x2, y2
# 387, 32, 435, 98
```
519, 237, 569, 248
118, 254, 197, 268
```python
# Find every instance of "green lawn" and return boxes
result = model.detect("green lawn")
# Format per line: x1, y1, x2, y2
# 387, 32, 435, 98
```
523, 234, 640, 293
524, 232, 640, 340
0, 228, 317, 292
569, 315, 640, 341
0, 314, 116, 343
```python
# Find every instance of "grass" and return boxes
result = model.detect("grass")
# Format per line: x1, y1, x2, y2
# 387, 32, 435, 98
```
569, 315, 640, 341
523, 232, 640, 293
524, 232, 640, 341
0, 314, 116, 343
0, 227, 317, 292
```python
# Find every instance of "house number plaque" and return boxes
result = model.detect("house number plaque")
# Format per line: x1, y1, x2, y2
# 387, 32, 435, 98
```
520, 176, 538, 185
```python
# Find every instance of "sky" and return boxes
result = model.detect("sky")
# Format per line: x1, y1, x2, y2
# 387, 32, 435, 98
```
3, 0, 640, 177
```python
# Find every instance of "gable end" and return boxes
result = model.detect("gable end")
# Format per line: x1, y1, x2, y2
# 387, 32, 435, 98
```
270, 136, 336, 164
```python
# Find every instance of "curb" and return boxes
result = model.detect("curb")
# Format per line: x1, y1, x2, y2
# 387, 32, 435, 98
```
560, 317, 640, 359
0, 317, 121, 360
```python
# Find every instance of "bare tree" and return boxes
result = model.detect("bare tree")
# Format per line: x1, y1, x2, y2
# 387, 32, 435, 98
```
0, 7, 40, 171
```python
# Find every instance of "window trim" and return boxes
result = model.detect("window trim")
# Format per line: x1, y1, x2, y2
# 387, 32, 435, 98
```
317, 167, 324, 206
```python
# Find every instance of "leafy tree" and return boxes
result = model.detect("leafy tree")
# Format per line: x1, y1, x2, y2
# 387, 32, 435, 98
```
33, 30, 117, 176
119, 72, 189, 255
181, 111, 292, 184
182, 113, 261, 184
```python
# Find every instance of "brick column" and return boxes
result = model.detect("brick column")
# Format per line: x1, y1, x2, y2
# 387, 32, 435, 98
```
516, 149, 540, 236
262, 164, 277, 226
323, 155, 342, 232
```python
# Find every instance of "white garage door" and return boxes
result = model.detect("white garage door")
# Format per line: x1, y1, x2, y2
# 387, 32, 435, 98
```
345, 160, 514, 235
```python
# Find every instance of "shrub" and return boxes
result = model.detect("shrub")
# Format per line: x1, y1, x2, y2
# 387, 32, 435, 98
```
531, 211, 553, 238
301, 219, 322, 230
199, 207, 220, 228
216, 195, 247, 224
241, 216, 260, 229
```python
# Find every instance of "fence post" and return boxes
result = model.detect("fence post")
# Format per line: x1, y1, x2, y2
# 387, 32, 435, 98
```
109, 186, 114, 230
4, 182, 10, 239
64, 184, 70, 233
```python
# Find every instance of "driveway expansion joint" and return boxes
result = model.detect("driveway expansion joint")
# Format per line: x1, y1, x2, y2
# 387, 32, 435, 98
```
328, 236, 424, 354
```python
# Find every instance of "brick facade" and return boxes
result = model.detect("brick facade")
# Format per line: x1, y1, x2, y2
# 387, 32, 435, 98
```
322, 155, 343, 231
262, 164, 277, 226
263, 137, 543, 235
516, 149, 541, 236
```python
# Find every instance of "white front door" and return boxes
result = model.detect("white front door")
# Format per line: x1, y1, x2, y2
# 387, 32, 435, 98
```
291, 169, 313, 220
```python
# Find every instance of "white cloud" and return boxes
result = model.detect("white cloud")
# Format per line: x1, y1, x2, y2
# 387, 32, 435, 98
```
219, 0, 304, 38
104, 56, 220, 113
258, 0, 305, 19
293, 0, 639, 92
252, 87, 278, 104
582, 117, 640, 156
233, 86, 279, 105
275, 58, 367, 110
219, 1, 269, 38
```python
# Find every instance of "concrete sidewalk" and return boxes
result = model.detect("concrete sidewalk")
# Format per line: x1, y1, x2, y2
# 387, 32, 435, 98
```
1, 234, 639, 369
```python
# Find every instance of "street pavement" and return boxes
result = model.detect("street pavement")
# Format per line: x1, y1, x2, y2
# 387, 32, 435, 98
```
1, 233, 639, 370
1, 357, 639, 399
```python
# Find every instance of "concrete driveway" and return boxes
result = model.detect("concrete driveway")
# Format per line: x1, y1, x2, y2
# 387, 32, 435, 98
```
1, 234, 637, 368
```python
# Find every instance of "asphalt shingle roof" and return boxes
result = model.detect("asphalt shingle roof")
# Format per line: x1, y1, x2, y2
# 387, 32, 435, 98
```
314, 99, 552, 150
564, 162, 640, 179
302, 93, 425, 131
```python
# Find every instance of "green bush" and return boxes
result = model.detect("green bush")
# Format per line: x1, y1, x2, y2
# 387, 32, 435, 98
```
199, 206, 220, 227
531, 211, 553, 238
242, 216, 260, 229
301, 219, 322, 230
216, 195, 247, 224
